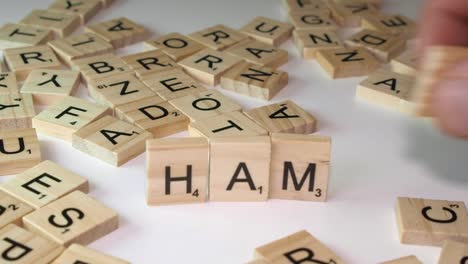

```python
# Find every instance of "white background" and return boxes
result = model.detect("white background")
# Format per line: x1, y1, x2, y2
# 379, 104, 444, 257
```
2, 0, 468, 263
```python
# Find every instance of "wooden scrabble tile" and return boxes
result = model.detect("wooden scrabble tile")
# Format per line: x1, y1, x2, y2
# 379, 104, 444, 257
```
48, 33, 114, 67
85, 17, 149, 48
0, 23, 52, 50
4, 45, 62, 81
52, 243, 129, 264
100, 0, 114, 8
362, 14, 417, 39
48, 0, 102, 25
225, 38, 289, 69
289, 11, 338, 31
189, 25, 248, 51
23, 191, 118, 246
254, 230, 343, 264
72, 115, 153, 166
334, 0, 382, 6
21, 70, 81, 106
20, 9, 80, 38
246, 260, 268, 264
189, 111, 268, 139
328, 0, 378, 27
283, 0, 330, 14
72, 54, 133, 84
0, 190, 34, 229
0, 73, 19, 95
438, 240, 468, 264
0, 128, 41, 176
293, 29, 343, 59
356, 68, 415, 113
0, 160, 88, 209
220, 62, 288, 101
380, 255, 422, 264
116, 97, 189, 138
270, 133, 330, 202
210, 136, 270, 202
396, 197, 468, 246
245, 100, 317, 134
144, 32, 205, 61
390, 47, 418, 76
88, 73, 156, 112
0, 224, 64, 264
122, 50, 177, 78
0, 94, 35, 130
316, 47, 380, 79
178, 48, 243, 86
169, 90, 242, 121
32, 96, 110, 142
146, 137, 209, 205
240, 17, 294, 47
345, 29, 406, 62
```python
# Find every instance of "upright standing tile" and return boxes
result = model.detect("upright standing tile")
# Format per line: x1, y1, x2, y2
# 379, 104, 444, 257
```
4, 45, 62, 81
210, 136, 271, 202
289, 11, 337, 31
146, 137, 209, 205
0, 94, 35, 130
169, 90, 242, 121
0, 224, 64, 264
390, 47, 418, 76
0, 160, 88, 209
188, 24, 248, 51
144, 32, 205, 61
52, 244, 130, 264
72, 116, 153, 166
225, 38, 289, 69
345, 29, 406, 62
0, 23, 52, 50
316, 47, 380, 79
245, 100, 317, 134
72, 54, 133, 84
220, 62, 288, 101
438, 240, 468, 264
254, 230, 343, 264
328, 1, 377, 27
283, 0, 330, 14
85, 17, 149, 48
23, 191, 118, 247
32, 96, 110, 142
380, 255, 422, 264
178, 48, 243, 86
240, 17, 294, 47
21, 70, 81, 106
0, 73, 19, 95
122, 50, 177, 78
20, 9, 80, 38
0, 128, 41, 176
0, 190, 33, 229
293, 29, 343, 59
48, 0, 102, 25
362, 14, 417, 39
396, 197, 468, 246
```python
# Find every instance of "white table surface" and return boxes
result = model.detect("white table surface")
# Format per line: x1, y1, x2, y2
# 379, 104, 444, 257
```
2, 0, 468, 263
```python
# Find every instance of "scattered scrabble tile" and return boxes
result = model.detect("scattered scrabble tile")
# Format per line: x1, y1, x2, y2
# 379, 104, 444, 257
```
240, 16, 294, 46
245, 100, 317, 134
283, 0, 330, 14
4, 45, 62, 81
23, 191, 118, 246
122, 50, 177, 78
72, 115, 153, 166
178, 48, 243, 86
189, 111, 268, 139
0, 72, 19, 95
20, 9, 80, 38
289, 11, 338, 31
380, 255, 422, 264
21, 70, 81, 106
356, 68, 414, 113
0, 94, 35, 130
438, 240, 468, 264
48, 33, 114, 67
0, 160, 88, 209
116, 96, 189, 138
293, 29, 343, 59
390, 46, 418, 76
0, 224, 64, 264
210, 136, 271, 202
99, 0, 114, 8
0, 23, 52, 50
254, 230, 343, 264
345, 29, 406, 62
169, 90, 242, 121
72, 54, 133, 84
270, 133, 331, 201
144, 32, 205, 61
51, 243, 130, 264
328, 0, 378, 27
0, 190, 33, 229
48, 0, 102, 24
362, 14, 417, 39
396, 197, 468, 247
146, 137, 209, 205
32, 96, 110, 142
85, 17, 149, 48
188, 24, 248, 51
316, 47, 380, 79
0, 128, 41, 176
221, 62, 288, 101
225, 38, 289, 69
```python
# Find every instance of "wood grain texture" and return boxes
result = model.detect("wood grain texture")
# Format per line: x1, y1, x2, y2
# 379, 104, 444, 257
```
345, 29, 406, 62
0, 93, 35, 130
20, 9, 80, 38
0, 190, 33, 229
289, 10, 338, 31
361, 14, 417, 39
144, 32, 205, 61
188, 24, 249, 51
240, 16, 293, 47
0, 23, 52, 50
122, 49, 177, 78
328, 0, 378, 27
85, 17, 149, 48
0, 128, 41, 176
225, 38, 289, 69
438, 240, 468, 264
293, 29, 343, 59
48, 0, 102, 25
380, 255, 422, 264
72, 54, 133, 84
52, 243, 129, 264
283, 0, 330, 14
